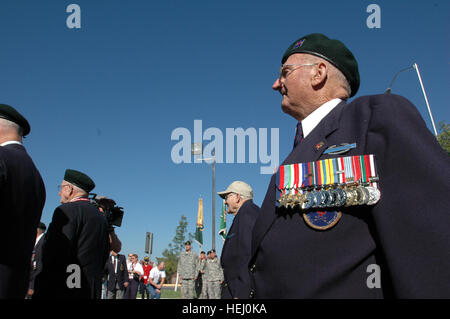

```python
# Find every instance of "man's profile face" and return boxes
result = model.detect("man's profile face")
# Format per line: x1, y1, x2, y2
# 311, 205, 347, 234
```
224, 192, 240, 215
272, 53, 315, 121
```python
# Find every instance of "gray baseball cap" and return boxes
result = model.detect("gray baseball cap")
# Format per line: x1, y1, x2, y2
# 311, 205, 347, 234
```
217, 181, 253, 199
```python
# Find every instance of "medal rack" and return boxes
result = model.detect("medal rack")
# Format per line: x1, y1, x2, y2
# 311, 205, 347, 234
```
276, 155, 381, 209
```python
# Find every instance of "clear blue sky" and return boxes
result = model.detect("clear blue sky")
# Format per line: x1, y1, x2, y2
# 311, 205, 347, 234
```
1, 0, 448, 261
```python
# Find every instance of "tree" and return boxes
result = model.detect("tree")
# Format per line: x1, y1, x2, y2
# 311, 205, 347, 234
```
437, 121, 450, 155
157, 215, 194, 281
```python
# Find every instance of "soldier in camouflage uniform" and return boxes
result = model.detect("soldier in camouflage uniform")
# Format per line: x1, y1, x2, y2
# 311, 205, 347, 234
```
177, 241, 198, 299
204, 249, 224, 299
195, 251, 208, 299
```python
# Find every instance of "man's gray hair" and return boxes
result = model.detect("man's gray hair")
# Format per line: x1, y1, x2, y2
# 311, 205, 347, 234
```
0, 118, 24, 136
302, 55, 352, 99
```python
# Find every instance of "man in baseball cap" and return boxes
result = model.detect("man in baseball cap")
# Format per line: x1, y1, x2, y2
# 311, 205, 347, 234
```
218, 181, 259, 299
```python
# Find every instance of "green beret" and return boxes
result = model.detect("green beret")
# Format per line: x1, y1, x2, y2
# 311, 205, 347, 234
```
64, 169, 95, 193
0, 104, 31, 136
281, 33, 360, 97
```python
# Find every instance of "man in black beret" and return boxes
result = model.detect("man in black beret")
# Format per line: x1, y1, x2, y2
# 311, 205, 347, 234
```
0, 104, 46, 299
34, 169, 110, 299
249, 33, 450, 298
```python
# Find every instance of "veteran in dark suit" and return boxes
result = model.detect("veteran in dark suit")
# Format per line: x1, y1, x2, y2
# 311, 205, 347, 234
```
34, 169, 110, 299
105, 250, 129, 299
218, 181, 260, 299
249, 33, 450, 299
0, 104, 46, 299
27, 222, 47, 298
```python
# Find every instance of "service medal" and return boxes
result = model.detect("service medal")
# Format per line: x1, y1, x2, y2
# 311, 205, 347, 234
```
303, 191, 314, 209
327, 189, 338, 207
344, 187, 357, 206
366, 186, 381, 205
335, 187, 347, 207
355, 186, 370, 205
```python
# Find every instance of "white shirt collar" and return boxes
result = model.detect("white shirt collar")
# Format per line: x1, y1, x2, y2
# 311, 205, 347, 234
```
301, 98, 342, 138
0, 140, 22, 147
35, 233, 44, 246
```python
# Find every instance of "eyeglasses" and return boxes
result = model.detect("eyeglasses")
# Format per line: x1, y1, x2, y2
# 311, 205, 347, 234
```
57, 184, 71, 191
225, 193, 237, 200
278, 63, 318, 80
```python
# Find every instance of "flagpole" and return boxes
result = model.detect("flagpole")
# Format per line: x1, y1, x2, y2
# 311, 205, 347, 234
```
212, 149, 216, 251
413, 63, 438, 137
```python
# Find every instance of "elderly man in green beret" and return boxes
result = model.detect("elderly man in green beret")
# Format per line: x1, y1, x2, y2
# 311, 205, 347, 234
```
0, 104, 46, 299
34, 169, 110, 299
249, 33, 450, 298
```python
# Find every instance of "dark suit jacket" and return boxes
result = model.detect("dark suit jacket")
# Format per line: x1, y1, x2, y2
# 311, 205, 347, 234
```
34, 200, 110, 299
221, 200, 260, 299
250, 94, 450, 298
29, 233, 45, 291
105, 254, 129, 291
0, 143, 46, 299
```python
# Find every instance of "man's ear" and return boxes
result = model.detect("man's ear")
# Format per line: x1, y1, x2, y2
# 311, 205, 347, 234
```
311, 62, 328, 87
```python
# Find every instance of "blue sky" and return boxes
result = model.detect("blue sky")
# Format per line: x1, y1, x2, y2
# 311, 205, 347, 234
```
1, 0, 448, 261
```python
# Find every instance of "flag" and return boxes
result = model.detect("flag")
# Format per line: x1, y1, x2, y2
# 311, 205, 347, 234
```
194, 198, 204, 246
218, 199, 227, 241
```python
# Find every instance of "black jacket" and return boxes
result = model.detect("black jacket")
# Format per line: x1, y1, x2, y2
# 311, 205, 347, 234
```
105, 254, 129, 291
34, 200, 110, 299
0, 144, 46, 299
29, 233, 45, 291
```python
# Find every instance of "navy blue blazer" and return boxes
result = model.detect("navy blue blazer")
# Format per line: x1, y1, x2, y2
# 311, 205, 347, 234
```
0, 144, 46, 299
105, 254, 129, 291
221, 200, 260, 299
249, 94, 450, 298
29, 234, 45, 291
34, 201, 110, 299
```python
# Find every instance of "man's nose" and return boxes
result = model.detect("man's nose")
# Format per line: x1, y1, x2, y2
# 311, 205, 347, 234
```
272, 78, 282, 91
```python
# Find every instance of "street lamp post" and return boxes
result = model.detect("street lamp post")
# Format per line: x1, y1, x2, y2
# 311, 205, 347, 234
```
192, 144, 216, 250
385, 63, 438, 137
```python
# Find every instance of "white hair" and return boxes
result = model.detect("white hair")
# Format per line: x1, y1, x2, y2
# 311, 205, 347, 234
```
302, 55, 351, 98
0, 118, 23, 136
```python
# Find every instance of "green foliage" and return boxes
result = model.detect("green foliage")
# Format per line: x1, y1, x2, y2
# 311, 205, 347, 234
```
437, 122, 450, 155
156, 215, 194, 280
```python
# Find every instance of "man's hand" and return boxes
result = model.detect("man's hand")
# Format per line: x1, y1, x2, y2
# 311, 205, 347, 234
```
124, 282, 129, 288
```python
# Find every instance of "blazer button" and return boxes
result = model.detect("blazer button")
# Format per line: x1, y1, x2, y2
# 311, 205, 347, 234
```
249, 290, 255, 299
250, 264, 256, 273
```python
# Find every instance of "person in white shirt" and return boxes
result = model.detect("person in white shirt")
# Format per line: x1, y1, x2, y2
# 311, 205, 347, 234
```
148, 261, 166, 299
123, 254, 143, 299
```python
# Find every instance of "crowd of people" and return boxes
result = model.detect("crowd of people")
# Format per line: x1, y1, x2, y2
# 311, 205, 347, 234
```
102, 245, 226, 300
102, 253, 166, 299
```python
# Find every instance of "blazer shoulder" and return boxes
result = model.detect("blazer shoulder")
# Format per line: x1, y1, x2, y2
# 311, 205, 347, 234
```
349, 93, 418, 114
